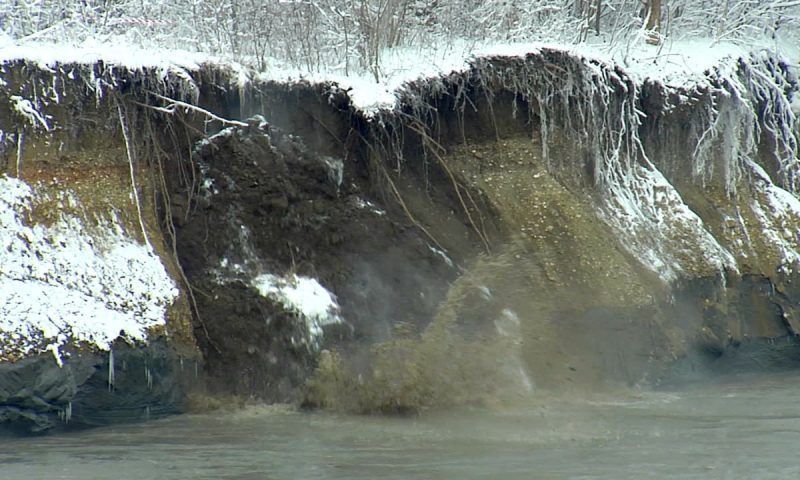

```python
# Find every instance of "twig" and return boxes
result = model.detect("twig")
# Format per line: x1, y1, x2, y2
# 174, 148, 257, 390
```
407, 121, 492, 254
141, 91, 248, 127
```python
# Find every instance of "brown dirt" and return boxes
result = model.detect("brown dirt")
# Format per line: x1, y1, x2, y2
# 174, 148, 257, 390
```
173, 121, 468, 401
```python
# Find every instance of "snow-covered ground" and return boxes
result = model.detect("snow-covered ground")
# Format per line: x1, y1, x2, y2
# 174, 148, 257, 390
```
0, 38, 251, 91
1, 35, 795, 115
261, 37, 797, 115
0, 176, 178, 364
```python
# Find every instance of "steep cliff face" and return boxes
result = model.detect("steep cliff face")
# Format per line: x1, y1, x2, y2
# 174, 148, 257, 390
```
173, 116, 464, 401
1, 46, 799, 431
167, 78, 497, 403
304, 49, 800, 408
356, 49, 800, 394
0, 59, 209, 433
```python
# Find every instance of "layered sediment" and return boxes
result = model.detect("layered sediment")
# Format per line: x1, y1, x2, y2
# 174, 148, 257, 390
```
1, 46, 798, 431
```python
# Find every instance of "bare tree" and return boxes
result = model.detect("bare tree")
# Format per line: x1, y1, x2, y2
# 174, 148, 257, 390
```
2, 0, 799, 77
644, 0, 663, 44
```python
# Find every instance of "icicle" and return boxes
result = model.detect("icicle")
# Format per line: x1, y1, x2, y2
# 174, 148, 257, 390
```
58, 401, 72, 424
15, 130, 24, 178
107, 348, 115, 392
144, 405, 150, 421
144, 363, 153, 391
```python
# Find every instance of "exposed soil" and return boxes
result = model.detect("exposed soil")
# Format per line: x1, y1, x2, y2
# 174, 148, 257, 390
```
173, 68, 800, 408
172, 119, 474, 401
3, 56, 800, 429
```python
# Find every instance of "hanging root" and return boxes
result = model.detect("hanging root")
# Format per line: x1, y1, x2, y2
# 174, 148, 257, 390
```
356, 127, 446, 255
654, 53, 799, 195
406, 120, 492, 254
381, 164, 448, 254
116, 96, 152, 250
141, 110, 222, 355
386, 48, 744, 282
738, 55, 800, 193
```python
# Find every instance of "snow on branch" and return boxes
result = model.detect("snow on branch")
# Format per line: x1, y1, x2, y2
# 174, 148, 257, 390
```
10, 95, 50, 130
140, 91, 248, 128
2, 1, 797, 80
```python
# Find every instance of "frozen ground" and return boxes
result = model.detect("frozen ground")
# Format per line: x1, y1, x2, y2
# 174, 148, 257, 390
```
1, 35, 795, 115
0, 176, 178, 363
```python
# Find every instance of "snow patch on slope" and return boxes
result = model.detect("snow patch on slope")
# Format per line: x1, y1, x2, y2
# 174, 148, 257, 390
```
748, 161, 800, 269
0, 176, 178, 361
251, 273, 343, 344
600, 164, 737, 283
208, 207, 343, 347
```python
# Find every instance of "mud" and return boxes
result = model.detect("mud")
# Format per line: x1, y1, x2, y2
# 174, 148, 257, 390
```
172, 118, 471, 401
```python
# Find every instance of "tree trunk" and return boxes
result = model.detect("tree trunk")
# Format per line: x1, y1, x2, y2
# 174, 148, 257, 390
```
645, 0, 663, 45
574, 0, 584, 17
594, 0, 601, 35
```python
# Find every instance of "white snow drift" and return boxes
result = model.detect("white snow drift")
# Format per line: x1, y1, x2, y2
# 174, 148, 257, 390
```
251, 273, 343, 345
0, 176, 178, 361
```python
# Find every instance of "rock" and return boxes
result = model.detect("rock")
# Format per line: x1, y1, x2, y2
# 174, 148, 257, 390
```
0, 341, 190, 435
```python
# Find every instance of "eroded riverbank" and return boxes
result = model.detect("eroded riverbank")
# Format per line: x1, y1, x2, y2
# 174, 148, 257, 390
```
2, 45, 800, 433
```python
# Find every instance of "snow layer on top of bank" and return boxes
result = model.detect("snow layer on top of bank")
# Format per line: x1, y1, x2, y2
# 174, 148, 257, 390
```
0, 37, 250, 87
0, 176, 178, 362
260, 38, 788, 115
0, 36, 788, 115
472, 39, 753, 85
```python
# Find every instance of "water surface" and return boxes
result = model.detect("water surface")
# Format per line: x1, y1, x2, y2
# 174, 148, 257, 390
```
4, 372, 800, 479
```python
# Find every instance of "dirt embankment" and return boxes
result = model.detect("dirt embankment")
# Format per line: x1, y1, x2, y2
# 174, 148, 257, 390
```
170, 82, 489, 402
297, 51, 800, 410
176, 52, 800, 415
0, 60, 211, 434
2, 50, 800, 429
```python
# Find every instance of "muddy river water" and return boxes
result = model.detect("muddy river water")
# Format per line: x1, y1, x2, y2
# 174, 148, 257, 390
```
3, 371, 800, 479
